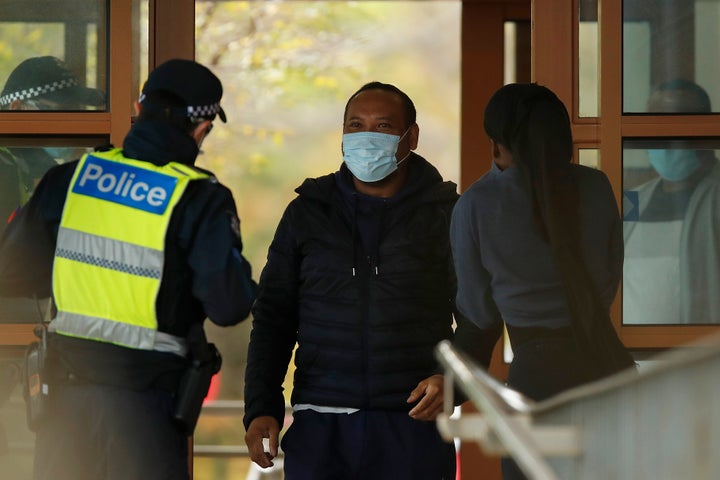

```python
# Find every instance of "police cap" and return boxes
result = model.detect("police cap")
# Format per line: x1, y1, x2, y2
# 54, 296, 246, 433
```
0, 56, 106, 108
140, 58, 226, 123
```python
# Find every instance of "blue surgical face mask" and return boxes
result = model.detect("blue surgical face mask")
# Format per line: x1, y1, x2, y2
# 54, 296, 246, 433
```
647, 149, 701, 182
342, 129, 411, 183
44, 148, 69, 160
44, 147, 89, 163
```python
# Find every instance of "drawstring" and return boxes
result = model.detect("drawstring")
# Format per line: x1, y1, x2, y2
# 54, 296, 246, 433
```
350, 194, 385, 277
370, 202, 387, 276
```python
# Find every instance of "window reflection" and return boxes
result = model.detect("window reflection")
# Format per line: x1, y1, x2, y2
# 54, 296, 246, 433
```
0, 0, 107, 112
1, 143, 100, 238
0, 57, 105, 112
623, 0, 720, 114
623, 136, 720, 324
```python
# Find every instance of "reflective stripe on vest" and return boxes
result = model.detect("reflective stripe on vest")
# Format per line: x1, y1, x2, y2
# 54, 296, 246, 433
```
52, 149, 209, 353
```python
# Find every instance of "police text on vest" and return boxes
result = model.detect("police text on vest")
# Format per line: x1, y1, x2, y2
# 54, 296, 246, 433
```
73, 156, 178, 215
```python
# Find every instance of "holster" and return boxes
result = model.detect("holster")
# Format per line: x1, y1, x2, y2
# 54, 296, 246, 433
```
173, 324, 222, 435
22, 325, 48, 432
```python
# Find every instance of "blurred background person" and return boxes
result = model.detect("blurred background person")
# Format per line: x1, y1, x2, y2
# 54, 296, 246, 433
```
624, 79, 720, 324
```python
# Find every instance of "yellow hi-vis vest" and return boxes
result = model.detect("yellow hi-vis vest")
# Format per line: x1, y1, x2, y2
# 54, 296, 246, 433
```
51, 148, 210, 354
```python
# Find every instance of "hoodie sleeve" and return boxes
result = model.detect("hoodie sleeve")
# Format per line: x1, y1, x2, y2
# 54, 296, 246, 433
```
243, 202, 300, 430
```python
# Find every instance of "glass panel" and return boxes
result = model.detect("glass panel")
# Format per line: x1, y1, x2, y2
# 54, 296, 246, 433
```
623, 0, 720, 114
0, 350, 32, 479
622, 137, 720, 324
194, 0, 460, 474
132, 0, 149, 115
504, 21, 531, 85
578, 148, 600, 168
0, 0, 107, 112
504, 22, 518, 84
579, 0, 599, 117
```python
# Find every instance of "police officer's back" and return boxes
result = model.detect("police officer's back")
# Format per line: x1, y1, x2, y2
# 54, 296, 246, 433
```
0, 59, 257, 480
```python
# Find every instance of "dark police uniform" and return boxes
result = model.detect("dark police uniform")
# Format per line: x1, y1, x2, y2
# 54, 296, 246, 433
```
0, 59, 256, 480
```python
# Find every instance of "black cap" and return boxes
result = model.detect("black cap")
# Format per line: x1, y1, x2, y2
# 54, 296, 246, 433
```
140, 58, 226, 123
0, 56, 106, 108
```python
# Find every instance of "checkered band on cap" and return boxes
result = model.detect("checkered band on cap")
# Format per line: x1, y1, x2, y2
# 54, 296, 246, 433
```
187, 103, 222, 119
138, 93, 222, 120
0, 78, 78, 106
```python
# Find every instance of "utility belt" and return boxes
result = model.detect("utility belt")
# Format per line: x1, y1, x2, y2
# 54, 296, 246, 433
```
22, 323, 221, 436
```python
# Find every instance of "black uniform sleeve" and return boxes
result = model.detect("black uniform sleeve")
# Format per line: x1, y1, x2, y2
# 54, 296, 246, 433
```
183, 182, 258, 327
243, 203, 300, 430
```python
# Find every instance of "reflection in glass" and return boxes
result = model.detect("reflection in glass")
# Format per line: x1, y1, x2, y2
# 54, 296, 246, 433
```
623, 0, 720, 113
1, 144, 97, 235
0, 0, 107, 112
623, 138, 720, 324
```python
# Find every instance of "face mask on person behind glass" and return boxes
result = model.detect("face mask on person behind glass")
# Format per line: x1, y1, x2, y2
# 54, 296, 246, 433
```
342, 128, 412, 183
647, 149, 701, 182
43, 147, 88, 163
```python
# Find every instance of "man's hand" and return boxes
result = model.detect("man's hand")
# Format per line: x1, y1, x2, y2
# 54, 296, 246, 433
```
244, 416, 280, 468
406, 374, 445, 421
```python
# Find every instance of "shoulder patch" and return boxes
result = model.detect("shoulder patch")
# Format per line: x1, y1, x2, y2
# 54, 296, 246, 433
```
228, 211, 241, 239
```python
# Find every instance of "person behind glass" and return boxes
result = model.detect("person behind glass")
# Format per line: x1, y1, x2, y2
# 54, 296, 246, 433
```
0, 58, 257, 480
624, 79, 720, 324
450, 83, 633, 479
243, 81, 459, 479
0, 56, 106, 238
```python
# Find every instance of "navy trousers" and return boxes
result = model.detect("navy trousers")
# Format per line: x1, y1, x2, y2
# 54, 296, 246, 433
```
33, 382, 189, 480
281, 409, 456, 480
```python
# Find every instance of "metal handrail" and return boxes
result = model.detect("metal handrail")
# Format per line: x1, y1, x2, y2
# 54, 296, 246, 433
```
435, 340, 561, 480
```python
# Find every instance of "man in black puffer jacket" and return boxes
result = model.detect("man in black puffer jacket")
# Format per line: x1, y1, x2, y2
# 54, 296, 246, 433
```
244, 82, 460, 479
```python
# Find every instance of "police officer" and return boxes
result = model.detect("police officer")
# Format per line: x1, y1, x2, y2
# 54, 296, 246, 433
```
0, 59, 257, 480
